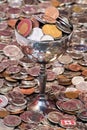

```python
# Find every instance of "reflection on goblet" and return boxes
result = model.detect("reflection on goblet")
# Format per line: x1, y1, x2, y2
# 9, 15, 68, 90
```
15, 18, 73, 113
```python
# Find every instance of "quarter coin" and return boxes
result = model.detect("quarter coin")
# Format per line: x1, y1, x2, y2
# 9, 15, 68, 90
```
58, 54, 73, 64
72, 76, 84, 85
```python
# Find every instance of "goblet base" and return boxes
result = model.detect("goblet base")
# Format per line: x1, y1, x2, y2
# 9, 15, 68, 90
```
28, 94, 50, 113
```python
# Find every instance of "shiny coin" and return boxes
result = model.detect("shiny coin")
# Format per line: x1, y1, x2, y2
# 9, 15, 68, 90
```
79, 60, 87, 67
76, 81, 87, 92
0, 95, 8, 108
73, 44, 87, 53
52, 66, 64, 75
4, 115, 21, 127
70, 52, 83, 60
27, 27, 43, 41
40, 34, 54, 41
72, 76, 84, 85
58, 54, 73, 64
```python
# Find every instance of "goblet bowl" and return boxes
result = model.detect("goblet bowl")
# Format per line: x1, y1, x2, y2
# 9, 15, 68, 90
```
15, 19, 73, 63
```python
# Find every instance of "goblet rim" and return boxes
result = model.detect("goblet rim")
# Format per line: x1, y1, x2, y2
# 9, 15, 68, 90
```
15, 18, 73, 44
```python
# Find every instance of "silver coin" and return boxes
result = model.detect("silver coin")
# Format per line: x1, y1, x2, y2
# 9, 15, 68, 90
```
27, 27, 43, 41
58, 54, 73, 64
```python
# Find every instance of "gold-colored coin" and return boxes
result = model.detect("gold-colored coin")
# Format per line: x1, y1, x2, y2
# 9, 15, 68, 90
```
42, 24, 62, 38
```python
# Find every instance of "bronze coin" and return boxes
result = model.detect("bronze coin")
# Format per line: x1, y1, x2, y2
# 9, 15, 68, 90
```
82, 69, 87, 76
31, 17, 39, 28
68, 63, 82, 72
51, 0, 60, 7
0, 108, 9, 118
44, 6, 59, 20
42, 14, 56, 23
57, 75, 72, 86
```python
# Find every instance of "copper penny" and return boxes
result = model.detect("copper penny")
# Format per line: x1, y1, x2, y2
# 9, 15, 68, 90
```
44, 6, 59, 20
68, 63, 82, 72
82, 69, 87, 76
0, 108, 9, 118
51, 0, 60, 7
31, 17, 39, 28
42, 15, 56, 23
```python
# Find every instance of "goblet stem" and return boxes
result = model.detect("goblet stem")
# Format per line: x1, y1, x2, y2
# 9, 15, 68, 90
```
28, 63, 50, 113
39, 63, 47, 95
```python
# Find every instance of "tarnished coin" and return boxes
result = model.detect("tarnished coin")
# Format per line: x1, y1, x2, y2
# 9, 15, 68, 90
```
42, 24, 62, 38
0, 119, 13, 130
6, 65, 21, 74
47, 111, 63, 124
0, 21, 7, 31
44, 6, 59, 20
72, 76, 84, 85
27, 27, 43, 41
3, 45, 24, 58
37, 124, 54, 130
6, 105, 26, 114
58, 54, 73, 64
22, 5, 38, 15
4, 115, 21, 127
7, 7, 21, 19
